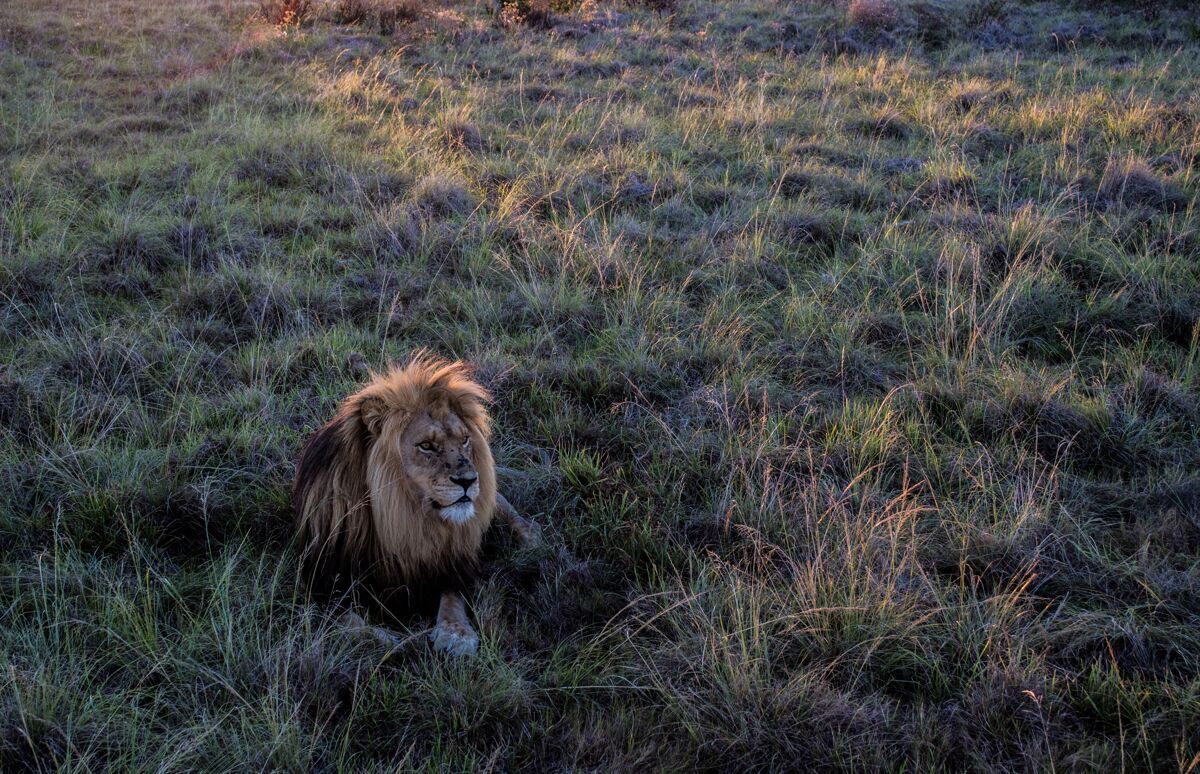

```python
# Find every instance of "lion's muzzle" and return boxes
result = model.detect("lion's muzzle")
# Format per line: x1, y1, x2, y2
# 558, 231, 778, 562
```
433, 478, 481, 524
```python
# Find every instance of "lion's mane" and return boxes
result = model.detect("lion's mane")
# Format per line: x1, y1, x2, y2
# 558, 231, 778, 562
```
292, 355, 496, 612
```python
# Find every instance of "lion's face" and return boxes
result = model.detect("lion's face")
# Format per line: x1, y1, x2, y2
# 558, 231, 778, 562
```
388, 410, 483, 525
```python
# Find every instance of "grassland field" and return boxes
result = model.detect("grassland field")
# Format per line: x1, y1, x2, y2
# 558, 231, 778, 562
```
1, 0, 1199, 770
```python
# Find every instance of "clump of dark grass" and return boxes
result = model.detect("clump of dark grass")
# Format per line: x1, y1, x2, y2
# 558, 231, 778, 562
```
1098, 157, 1188, 212
855, 107, 910, 140
965, 0, 1010, 26
409, 174, 477, 220
848, 0, 900, 30
627, 0, 678, 12
442, 120, 485, 154
333, 0, 419, 34
910, 1, 954, 48
775, 210, 863, 252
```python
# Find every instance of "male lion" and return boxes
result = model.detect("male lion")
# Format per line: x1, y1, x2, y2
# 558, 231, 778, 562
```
292, 354, 536, 655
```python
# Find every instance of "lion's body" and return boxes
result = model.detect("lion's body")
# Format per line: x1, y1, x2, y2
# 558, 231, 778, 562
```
292, 357, 497, 616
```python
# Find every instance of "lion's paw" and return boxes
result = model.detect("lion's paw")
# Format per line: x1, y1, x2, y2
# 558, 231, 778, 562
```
341, 612, 407, 650
513, 517, 542, 550
518, 526, 542, 550
431, 620, 479, 656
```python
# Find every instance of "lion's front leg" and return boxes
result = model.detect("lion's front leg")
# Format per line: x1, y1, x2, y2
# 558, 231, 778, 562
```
431, 590, 479, 656
495, 492, 539, 548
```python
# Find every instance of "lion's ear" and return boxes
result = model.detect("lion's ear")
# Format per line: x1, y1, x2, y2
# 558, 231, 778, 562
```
358, 396, 390, 439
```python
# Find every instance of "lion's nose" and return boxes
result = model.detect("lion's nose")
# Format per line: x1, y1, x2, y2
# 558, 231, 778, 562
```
450, 474, 477, 492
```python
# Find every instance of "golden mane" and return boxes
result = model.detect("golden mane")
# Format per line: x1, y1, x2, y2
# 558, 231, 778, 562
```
291, 354, 497, 612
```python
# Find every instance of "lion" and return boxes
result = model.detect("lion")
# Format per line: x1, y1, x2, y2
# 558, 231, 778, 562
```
291, 354, 536, 655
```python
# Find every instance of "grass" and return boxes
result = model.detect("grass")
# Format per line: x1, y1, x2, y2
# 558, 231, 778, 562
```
1, 0, 1198, 769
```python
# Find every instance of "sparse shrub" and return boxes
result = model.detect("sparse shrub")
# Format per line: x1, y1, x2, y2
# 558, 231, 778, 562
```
494, 0, 595, 19
258, 0, 314, 26
847, 0, 899, 30
497, 0, 556, 29
494, 0, 599, 27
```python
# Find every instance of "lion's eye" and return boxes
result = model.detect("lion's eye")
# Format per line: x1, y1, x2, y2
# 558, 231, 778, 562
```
417, 441, 437, 453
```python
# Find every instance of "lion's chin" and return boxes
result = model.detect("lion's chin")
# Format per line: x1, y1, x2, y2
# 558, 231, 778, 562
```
437, 500, 476, 525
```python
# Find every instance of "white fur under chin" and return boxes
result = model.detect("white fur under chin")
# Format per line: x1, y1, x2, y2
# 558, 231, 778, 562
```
438, 501, 476, 524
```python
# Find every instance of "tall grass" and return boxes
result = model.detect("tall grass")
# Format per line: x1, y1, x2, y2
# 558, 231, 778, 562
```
1, 0, 1198, 769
